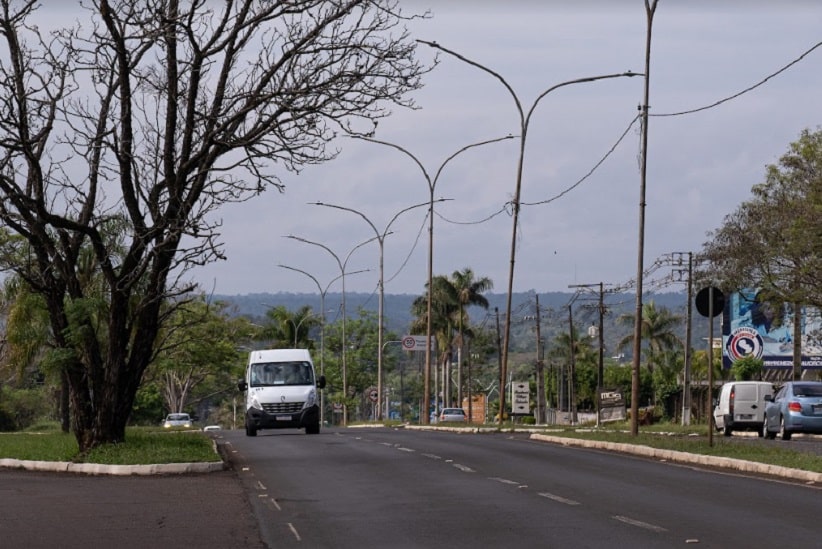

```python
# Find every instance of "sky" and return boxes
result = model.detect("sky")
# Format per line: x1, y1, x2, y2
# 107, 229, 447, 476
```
184, 2, 822, 297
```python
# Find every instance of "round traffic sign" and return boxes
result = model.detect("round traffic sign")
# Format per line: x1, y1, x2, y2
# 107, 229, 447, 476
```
695, 286, 725, 318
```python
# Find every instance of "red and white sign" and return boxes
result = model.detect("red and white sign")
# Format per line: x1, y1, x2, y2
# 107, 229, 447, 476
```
401, 335, 432, 352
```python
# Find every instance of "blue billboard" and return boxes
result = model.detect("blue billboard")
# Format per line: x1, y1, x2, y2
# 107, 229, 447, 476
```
722, 289, 822, 370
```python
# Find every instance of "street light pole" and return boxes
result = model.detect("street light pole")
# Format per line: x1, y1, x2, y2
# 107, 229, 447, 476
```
309, 199, 444, 421
631, 0, 658, 436
417, 39, 641, 427
283, 234, 377, 426
288, 311, 319, 348
278, 265, 367, 426
354, 134, 514, 424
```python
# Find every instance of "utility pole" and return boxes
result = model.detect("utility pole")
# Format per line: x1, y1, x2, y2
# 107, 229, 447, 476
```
534, 295, 546, 424
597, 282, 605, 427
670, 252, 694, 426
569, 282, 607, 426
567, 303, 577, 425
495, 307, 504, 423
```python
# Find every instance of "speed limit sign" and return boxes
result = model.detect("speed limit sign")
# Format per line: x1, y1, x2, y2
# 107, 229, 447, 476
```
368, 387, 379, 402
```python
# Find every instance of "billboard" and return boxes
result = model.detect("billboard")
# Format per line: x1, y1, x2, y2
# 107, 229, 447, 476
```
722, 288, 822, 370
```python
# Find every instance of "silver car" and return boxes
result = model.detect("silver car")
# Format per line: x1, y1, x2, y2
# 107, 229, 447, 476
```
763, 381, 822, 440
438, 408, 466, 423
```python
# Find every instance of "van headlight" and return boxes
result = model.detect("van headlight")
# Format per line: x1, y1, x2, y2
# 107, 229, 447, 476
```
305, 389, 317, 408
250, 396, 263, 411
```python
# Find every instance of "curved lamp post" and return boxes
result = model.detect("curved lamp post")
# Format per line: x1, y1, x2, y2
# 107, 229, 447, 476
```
353, 134, 514, 424
283, 234, 377, 425
417, 39, 641, 426
309, 199, 448, 421
278, 265, 367, 425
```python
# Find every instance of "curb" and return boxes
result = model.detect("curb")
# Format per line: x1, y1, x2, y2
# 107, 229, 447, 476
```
0, 438, 228, 476
0, 458, 226, 475
528, 433, 822, 484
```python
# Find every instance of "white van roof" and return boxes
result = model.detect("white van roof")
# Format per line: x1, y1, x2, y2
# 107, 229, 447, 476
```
249, 349, 312, 364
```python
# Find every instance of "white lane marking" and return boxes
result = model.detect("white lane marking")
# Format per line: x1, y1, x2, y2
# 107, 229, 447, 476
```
489, 477, 520, 485
422, 453, 442, 460
287, 522, 301, 541
396, 447, 415, 453
255, 480, 267, 491
270, 498, 281, 511
538, 492, 580, 506
452, 463, 475, 473
613, 515, 667, 533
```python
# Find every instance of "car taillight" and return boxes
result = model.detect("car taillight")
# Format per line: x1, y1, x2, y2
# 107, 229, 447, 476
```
729, 388, 735, 416
788, 401, 802, 413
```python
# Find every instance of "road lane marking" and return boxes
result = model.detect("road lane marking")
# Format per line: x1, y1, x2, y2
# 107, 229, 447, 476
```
489, 477, 520, 485
422, 453, 442, 460
255, 480, 267, 491
538, 492, 580, 506
452, 463, 475, 473
612, 515, 667, 533
287, 523, 301, 541
396, 447, 415, 452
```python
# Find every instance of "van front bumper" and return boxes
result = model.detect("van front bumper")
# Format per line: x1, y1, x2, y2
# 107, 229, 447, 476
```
247, 404, 320, 430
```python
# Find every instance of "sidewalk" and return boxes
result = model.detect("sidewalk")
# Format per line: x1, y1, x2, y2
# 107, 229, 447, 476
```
0, 441, 265, 549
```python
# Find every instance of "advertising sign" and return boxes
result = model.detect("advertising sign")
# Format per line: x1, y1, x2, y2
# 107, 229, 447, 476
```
722, 288, 822, 370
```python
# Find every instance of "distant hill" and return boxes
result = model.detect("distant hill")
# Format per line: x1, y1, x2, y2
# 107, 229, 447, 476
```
212, 290, 710, 356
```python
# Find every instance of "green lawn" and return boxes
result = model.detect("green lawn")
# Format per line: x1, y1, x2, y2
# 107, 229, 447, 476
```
3, 421, 821, 473
0, 425, 220, 465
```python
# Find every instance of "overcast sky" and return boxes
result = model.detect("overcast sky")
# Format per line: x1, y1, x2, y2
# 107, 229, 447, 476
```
187, 1, 822, 298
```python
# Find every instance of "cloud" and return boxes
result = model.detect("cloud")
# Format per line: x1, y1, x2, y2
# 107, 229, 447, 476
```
193, 2, 822, 298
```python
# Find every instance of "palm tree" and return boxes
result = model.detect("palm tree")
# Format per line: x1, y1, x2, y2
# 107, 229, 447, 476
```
411, 275, 459, 407
450, 268, 493, 405
617, 300, 683, 374
262, 305, 319, 348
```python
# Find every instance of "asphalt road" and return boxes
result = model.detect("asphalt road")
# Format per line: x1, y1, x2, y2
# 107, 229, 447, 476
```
2, 426, 821, 549
0, 468, 265, 549
224, 427, 822, 548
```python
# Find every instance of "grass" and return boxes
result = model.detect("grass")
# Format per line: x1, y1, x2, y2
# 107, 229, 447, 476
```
0, 423, 220, 465
511, 420, 822, 474
3, 420, 821, 473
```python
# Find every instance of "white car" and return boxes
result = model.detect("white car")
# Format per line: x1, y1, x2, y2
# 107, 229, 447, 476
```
163, 413, 192, 428
438, 408, 467, 423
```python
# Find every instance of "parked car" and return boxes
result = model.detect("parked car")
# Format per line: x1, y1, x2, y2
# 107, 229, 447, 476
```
712, 381, 773, 437
438, 408, 466, 423
163, 413, 192, 429
763, 381, 822, 440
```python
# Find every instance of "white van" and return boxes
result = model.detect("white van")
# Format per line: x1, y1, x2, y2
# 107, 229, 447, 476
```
713, 381, 774, 437
237, 349, 326, 436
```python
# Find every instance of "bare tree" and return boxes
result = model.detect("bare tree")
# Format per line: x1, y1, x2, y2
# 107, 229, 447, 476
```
0, 0, 428, 452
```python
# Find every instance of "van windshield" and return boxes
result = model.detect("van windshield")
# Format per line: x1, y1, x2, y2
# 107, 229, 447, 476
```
250, 361, 314, 387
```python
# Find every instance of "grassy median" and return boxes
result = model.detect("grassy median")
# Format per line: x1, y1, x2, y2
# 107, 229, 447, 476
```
0, 423, 220, 465
534, 422, 822, 473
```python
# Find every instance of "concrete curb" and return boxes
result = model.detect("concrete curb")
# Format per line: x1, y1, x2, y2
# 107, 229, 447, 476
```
0, 438, 227, 476
528, 433, 822, 484
0, 458, 226, 475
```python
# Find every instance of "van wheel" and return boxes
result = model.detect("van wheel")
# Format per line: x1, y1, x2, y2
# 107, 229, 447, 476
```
722, 424, 732, 437
779, 417, 792, 440
305, 423, 320, 435
245, 420, 257, 437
